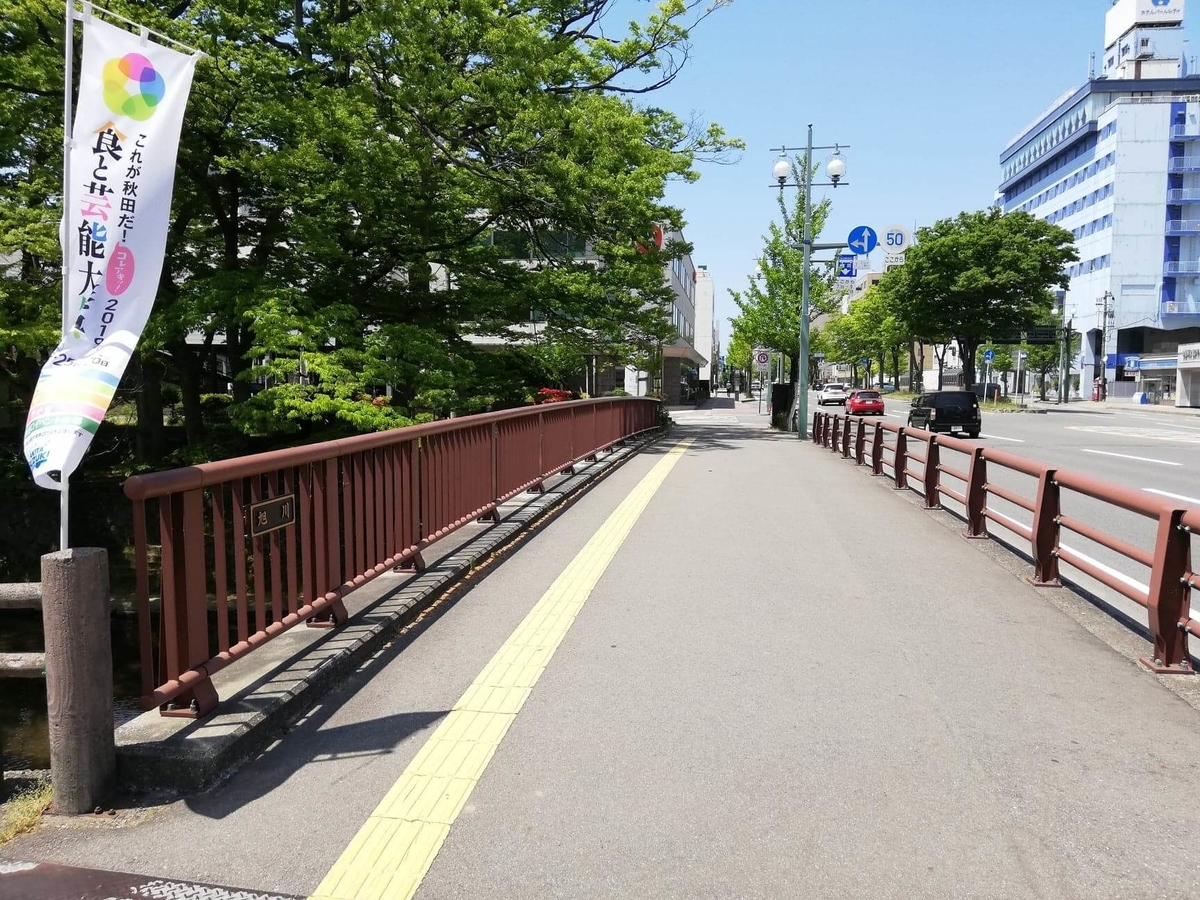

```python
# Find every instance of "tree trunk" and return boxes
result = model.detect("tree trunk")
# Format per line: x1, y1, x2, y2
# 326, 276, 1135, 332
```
228, 327, 253, 404
134, 354, 166, 463
169, 340, 205, 445
960, 343, 977, 391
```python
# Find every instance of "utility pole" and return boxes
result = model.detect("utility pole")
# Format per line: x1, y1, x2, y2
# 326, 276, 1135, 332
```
1096, 290, 1114, 400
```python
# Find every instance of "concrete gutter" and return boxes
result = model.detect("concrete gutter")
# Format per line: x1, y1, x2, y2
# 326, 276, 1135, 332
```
113, 430, 662, 798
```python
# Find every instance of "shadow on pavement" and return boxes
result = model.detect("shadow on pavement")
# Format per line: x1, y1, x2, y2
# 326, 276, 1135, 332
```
176, 446, 649, 819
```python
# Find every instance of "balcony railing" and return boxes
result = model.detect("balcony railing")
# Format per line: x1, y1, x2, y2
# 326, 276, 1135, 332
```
1164, 261, 1200, 275
1168, 157, 1200, 173
1166, 220, 1200, 235
1163, 298, 1200, 315
1172, 124, 1200, 139
1167, 189, 1200, 203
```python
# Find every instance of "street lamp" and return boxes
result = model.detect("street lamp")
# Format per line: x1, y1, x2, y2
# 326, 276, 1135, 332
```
770, 128, 849, 439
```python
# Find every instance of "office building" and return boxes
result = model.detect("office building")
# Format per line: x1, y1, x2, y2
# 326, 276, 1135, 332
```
998, 0, 1200, 401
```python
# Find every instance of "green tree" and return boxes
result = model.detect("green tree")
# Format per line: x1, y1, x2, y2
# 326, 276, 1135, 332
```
1, 0, 740, 460
893, 208, 1077, 390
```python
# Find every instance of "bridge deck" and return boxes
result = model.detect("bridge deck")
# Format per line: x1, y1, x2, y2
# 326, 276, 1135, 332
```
6, 399, 1200, 899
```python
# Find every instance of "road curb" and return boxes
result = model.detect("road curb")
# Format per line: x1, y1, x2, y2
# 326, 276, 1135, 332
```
112, 429, 665, 799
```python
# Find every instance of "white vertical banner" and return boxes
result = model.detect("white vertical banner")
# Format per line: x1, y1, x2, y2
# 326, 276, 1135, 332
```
24, 15, 197, 489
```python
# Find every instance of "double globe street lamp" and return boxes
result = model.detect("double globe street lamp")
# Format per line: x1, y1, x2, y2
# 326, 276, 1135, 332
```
770, 126, 849, 439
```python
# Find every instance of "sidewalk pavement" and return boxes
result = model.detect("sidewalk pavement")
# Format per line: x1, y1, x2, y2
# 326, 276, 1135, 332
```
1033, 397, 1200, 417
7, 409, 1200, 898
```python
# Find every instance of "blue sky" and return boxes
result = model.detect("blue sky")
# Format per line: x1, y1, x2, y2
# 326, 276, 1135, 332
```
656, 0, 1195, 352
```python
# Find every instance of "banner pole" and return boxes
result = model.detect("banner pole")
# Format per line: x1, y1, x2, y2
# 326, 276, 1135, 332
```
60, 478, 70, 551
61, 0, 75, 336
60, 0, 75, 550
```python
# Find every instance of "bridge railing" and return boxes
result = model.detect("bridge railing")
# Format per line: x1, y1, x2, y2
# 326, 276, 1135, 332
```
124, 398, 660, 717
814, 410, 1196, 675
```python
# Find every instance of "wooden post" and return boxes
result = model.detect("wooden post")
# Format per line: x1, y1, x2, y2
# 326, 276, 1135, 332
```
41, 548, 114, 814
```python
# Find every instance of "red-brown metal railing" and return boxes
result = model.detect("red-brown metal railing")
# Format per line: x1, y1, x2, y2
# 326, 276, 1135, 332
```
813, 410, 1197, 675
124, 398, 661, 717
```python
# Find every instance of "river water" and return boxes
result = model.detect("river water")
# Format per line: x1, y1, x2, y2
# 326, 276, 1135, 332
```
1, 610, 144, 771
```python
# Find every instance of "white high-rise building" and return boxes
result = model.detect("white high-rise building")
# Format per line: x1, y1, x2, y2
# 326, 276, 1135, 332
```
694, 266, 716, 391
998, 0, 1200, 401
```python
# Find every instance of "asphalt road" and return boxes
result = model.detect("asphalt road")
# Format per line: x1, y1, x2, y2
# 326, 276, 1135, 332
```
801, 392, 1200, 639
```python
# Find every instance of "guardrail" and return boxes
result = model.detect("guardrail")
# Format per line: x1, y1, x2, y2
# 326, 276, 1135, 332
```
124, 398, 661, 717
813, 410, 1196, 675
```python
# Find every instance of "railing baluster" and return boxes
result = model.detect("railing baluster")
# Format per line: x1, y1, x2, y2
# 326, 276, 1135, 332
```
923, 437, 940, 509
232, 479, 249, 643
213, 485, 230, 652
1028, 468, 1062, 587
124, 399, 663, 717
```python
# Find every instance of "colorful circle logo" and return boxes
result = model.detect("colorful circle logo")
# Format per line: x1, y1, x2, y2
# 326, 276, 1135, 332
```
102, 53, 165, 121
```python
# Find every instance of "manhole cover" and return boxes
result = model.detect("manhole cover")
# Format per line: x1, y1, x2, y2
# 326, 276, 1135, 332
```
0, 861, 300, 900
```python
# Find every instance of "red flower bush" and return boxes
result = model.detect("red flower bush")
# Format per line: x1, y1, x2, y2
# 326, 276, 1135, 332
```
536, 388, 574, 404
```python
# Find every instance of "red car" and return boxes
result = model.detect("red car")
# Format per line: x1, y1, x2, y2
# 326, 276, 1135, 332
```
846, 389, 885, 416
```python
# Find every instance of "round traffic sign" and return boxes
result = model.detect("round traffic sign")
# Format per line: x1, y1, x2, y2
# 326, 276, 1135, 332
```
848, 226, 878, 255
883, 225, 913, 255
756, 351, 770, 365
983, 349, 995, 363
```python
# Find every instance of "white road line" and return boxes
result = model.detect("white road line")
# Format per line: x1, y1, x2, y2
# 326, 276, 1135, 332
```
1122, 417, 1200, 433
1144, 488, 1200, 505
1061, 544, 1150, 594
986, 510, 1152, 595
885, 412, 906, 419
978, 433, 1024, 443
1081, 449, 1181, 466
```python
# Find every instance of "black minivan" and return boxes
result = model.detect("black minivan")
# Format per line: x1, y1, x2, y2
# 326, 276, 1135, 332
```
908, 390, 981, 438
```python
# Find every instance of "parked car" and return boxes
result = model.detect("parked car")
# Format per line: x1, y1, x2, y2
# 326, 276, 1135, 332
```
877, 383, 897, 394
846, 389, 885, 415
907, 390, 981, 438
818, 383, 848, 406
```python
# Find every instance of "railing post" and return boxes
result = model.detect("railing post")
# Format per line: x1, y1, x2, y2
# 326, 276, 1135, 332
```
855, 418, 866, 465
830, 415, 839, 453
871, 423, 884, 476
813, 413, 822, 445
841, 415, 852, 458
1028, 468, 1062, 587
823, 414, 832, 449
923, 436, 940, 509
868, 424, 888, 475
1140, 508, 1193, 673
42, 548, 114, 814
894, 428, 908, 490
964, 447, 988, 538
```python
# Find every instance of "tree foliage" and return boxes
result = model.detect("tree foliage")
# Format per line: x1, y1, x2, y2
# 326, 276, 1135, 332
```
890, 208, 1077, 389
0, 0, 739, 462
727, 157, 838, 380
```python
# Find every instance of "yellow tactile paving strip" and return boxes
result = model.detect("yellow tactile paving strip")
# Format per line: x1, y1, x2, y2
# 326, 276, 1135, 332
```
310, 440, 692, 900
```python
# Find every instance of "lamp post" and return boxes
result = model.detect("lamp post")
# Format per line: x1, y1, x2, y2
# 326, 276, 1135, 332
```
771, 126, 848, 439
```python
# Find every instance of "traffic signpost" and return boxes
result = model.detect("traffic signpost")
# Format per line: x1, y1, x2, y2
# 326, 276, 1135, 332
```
883, 225, 912, 255
847, 225, 878, 256
755, 349, 770, 414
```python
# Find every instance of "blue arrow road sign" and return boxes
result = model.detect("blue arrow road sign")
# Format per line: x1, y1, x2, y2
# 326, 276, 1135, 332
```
983, 349, 995, 363
847, 226, 878, 255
